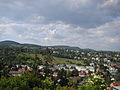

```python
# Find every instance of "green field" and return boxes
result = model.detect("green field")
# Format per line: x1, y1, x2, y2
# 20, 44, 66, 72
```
20, 53, 85, 65
53, 57, 85, 65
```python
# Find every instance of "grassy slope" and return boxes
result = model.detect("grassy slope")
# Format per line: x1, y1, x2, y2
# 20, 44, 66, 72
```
20, 53, 85, 65
53, 57, 85, 65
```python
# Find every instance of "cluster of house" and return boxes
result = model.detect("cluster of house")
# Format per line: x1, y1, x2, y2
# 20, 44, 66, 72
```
9, 65, 32, 76
52, 48, 120, 61
38, 64, 94, 78
5, 63, 95, 78
4, 59, 119, 78
1, 54, 119, 90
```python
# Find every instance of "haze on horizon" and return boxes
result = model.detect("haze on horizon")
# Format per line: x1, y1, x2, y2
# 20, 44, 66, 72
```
0, 0, 120, 51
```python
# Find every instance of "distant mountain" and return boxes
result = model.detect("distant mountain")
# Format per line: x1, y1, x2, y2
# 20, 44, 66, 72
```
0, 40, 20, 45
0, 40, 41, 48
0, 40, 21, 47
48, 45, 81, 50
0, 40, 94, 51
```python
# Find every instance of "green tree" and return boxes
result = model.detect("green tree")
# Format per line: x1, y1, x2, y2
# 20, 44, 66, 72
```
103, 71, 111, 86
78, 75, 106, 90
1, 67, 10, 77
0, 73, 42, 90
0, 76, 30, 90
115, 72, 120, 81
41, 77, 54, 89
43, 48, 54, 64
32, 54, 42, 76
68, 78, 77, 88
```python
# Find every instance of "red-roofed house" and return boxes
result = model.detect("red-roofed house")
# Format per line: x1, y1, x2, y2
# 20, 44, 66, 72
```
109, 82, 120, 90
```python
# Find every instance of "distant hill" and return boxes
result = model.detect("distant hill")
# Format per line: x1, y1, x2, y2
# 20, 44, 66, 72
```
48, 45, 81, 50
0, 41, 41, 49
0, 40, 94, 51
0, 40, 21, 47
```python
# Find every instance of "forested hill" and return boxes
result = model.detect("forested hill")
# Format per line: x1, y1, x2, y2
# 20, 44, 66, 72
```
0, 41, 41, 48
0, 40, 85, 50
0, 40, 20, 47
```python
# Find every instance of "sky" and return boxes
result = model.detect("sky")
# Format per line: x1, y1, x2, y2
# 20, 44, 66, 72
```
0, 0, 120, 51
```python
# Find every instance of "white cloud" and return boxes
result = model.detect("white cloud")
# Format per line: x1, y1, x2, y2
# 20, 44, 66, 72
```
0, 16, 14, 24
27, 15, 45, 23
101, 0, 119, 7
43, 37, 51, 41
48, 30, 56, 35
0, 0, 120, 51
108, 38, 118, 43
0, 17, 120, 51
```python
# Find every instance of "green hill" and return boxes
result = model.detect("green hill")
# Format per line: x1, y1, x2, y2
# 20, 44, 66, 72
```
0, 40, 94, 52
0, 40, 21, 47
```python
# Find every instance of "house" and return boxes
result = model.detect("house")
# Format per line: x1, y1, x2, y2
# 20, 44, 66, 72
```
97, 70, 105, 75
9, 71, 23, 76
107, 87, 113, 90
38, 65, 44, 70
86, 66, 95, 72
39, 72, 46, 77
75, 66, 86, 71
108, 82, 120, 90
18, 67, 31, 72
52, 72, 58, 77
109, 67, 118, 75
78, 72, 88, 77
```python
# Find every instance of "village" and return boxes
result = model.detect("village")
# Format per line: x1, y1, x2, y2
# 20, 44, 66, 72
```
0, 47, 120, 90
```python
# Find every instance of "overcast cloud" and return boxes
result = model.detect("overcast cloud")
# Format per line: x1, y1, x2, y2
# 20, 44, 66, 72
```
0, 0, 120, 51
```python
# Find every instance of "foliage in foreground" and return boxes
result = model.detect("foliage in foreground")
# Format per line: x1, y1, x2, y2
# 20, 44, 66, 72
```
0, 72, 106, 90
78, 75, 106, 90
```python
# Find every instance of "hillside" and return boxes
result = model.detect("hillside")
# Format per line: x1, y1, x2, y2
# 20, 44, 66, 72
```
0, 40, 41, 49
0, 40, 82, 50
0, 40, 21, 47
0, 40, 96, 53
